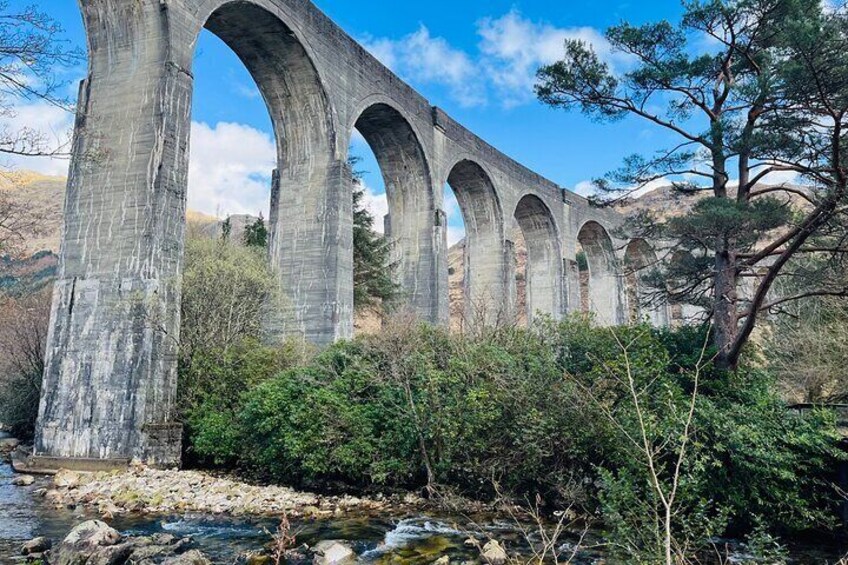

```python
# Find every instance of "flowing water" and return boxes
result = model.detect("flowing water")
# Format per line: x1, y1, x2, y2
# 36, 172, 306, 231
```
0, 457, 601, 564
0, 452, 844, 564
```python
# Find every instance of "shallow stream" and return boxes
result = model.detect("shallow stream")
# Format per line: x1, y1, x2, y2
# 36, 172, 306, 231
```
0, 455, 844, 564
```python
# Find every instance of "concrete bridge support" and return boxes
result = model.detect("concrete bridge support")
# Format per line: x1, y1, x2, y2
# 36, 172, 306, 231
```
514, 195, 563, 323
34, 1, 192, 467
576, 221, 624, 325
624, 239, 669, 326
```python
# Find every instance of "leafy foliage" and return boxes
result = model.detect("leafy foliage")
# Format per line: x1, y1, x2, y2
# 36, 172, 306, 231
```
186, 317, 844, 547
243, 214, 268, 248
179, 236, 278, 365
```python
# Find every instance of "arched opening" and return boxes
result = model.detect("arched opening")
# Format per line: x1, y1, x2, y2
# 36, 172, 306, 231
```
624, 239, 668, 326
576, 221, 621, 325
352, 103, 437, 323
444, 160, 505, 330
189, 31, 273, 225
514, 195, 562, 322
191, 2, 346, 344
667, 250, 704, 328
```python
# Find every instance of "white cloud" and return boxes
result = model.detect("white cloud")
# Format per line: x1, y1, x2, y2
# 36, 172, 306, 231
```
360, 10, 618, 109
350, 128, 368, 147
629, 178, 668, 198
0, 100, 75, 176
573, 178, 666, 199
573, 180, 598, 197
443, 187, 463, 222
1, 106, 278, 218
361, 26, 485, 108
187, 121, 276, 218
477, 10, 617, 107
757, 168, 802, 186
447, 226, 466, 247
357, 180, 389, 233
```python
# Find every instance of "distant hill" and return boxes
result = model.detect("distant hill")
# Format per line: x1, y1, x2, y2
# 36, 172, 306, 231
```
0, 171, 66, 255
0, 172, 222, 294
613, 182, 811, 219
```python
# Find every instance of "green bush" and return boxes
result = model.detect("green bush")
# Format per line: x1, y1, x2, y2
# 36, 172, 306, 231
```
180, 339, 312, 467
187, 316, 844, 547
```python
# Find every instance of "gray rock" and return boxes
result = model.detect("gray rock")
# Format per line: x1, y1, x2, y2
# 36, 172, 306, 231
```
21, 536, 51, 555
312, 540, 356, 565
52, 520, 123, 565
433, 556, 451, 565
62, 520, 121, 547
53, 521, 208, 565
54, 469, 83, 489
12, 474, 35, 486
482, 540, 508, 565
0, 437, 19, 451
161, 549, 212, 564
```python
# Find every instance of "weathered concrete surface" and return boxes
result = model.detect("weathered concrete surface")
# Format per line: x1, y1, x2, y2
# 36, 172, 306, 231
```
36, 0, 666, 466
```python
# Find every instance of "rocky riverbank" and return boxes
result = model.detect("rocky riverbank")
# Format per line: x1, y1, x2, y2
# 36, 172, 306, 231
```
29, 464, 427, 519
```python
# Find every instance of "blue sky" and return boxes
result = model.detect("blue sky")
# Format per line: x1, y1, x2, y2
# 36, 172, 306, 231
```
17, 0, 687, 243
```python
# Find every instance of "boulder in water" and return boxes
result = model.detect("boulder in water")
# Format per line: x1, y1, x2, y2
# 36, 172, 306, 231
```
312, 540, 356, 565
21, 536, 52, 555
62, 520, 121, 547
52, 521, 208, 565
482, 540, 507, 565
161, 549, 212, 564
12, 474, 35, 486
54, 469, 83, 489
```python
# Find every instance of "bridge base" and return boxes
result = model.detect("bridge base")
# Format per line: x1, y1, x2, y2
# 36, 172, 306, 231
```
17, 455, 131, 475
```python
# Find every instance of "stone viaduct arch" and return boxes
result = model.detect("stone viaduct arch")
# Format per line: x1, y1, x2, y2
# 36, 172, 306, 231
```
444, 159, 507, 325
514, 194, 563, 322
575, 221, 622, 325
33, 0, 664, 469
351, 101, 438, 323
623, 239, 669, 327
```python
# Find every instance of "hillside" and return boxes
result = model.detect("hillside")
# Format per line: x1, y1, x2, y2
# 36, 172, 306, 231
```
0, 173, 219, 294
0, 171, 66, 254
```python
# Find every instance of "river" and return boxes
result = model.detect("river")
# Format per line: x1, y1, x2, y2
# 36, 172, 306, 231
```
0, 457, 844, 564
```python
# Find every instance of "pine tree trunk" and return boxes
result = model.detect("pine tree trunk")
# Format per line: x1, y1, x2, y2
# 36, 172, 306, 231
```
713, 248, 738, 371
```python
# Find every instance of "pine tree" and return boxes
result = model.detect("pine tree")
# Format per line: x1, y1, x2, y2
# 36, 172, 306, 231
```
243, 214, 268, 248
536, 0, 848, 370
349, 155, 399, 311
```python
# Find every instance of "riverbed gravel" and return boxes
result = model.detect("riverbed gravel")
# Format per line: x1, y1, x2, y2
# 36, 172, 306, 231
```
41, 464, 418, 519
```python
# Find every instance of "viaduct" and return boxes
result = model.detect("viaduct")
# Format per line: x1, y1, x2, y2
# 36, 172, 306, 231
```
33, 0, 672, 469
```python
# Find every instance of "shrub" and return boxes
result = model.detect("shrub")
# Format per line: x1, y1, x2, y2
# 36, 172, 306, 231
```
179, 236, 278, 364
187, 316, 844, 548
180, 338, 313, 467
0, 289, 50, 440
